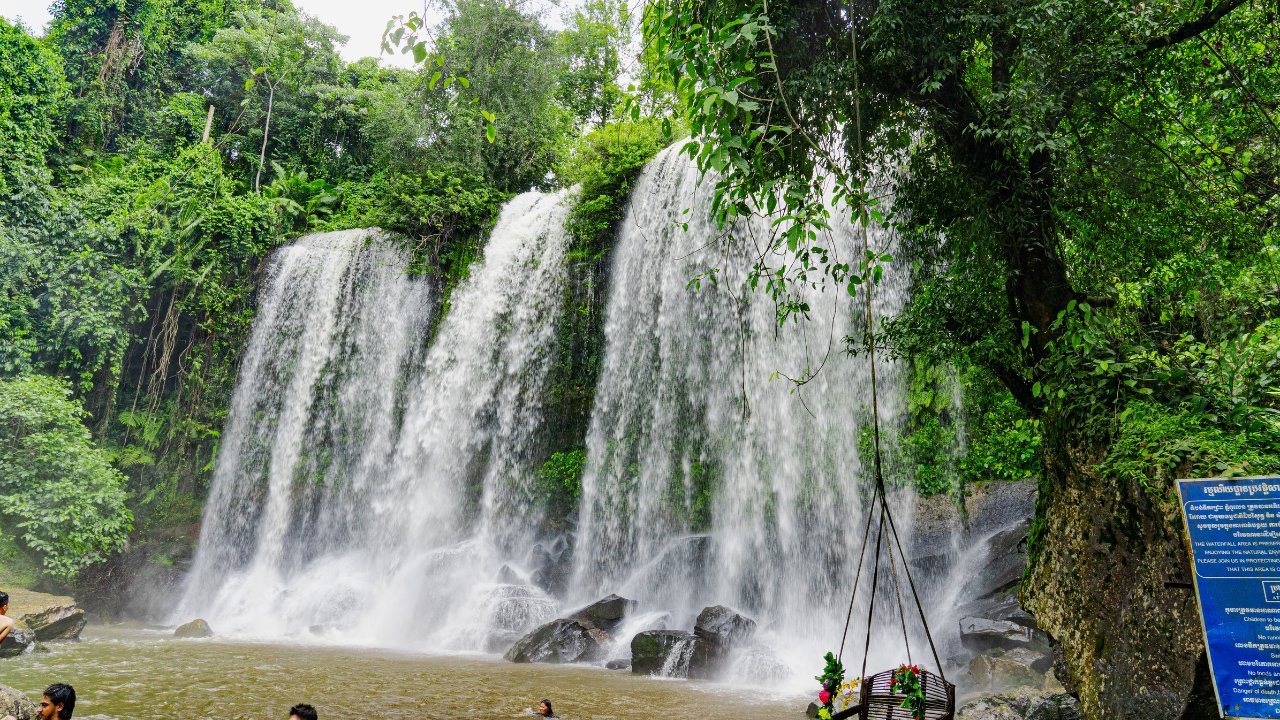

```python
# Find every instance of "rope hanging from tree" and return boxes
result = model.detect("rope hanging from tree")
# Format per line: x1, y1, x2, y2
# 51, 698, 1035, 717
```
814, 12, 955, 720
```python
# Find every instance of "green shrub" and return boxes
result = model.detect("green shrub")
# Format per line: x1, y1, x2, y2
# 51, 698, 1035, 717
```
536, 449, 587, 522
558, 119, 674, 260
0, 18, 65, 212
1102, 401, 1280, 498
0, 374, 132, 582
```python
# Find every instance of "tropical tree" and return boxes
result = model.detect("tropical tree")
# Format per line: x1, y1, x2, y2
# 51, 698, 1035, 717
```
0, 374, 133, 582
186, 8, 346, 189
557, 0, 630, 128
637, 0, 1278, 716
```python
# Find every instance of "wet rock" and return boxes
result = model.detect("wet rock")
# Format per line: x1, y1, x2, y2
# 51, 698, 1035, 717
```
529, 544, 574, 597
693, 605, 756, 647
683, 605, 758, 680
496, 564, 526, 585
954, 527, 1031, 608
0, 620, 36, 658
956, 592, 1038, 630
0, 683, 36, 720
631, 629, 697, 675
570, 594, 636, 632
22, 604, 86, 642
173, 618, 214, 638
5, 589, 86, 643
504, 618, 608, 664
605, 658, 631, 670
957, 689, 1080, 720
959, 616, 1037, 651
969, 647, 1054, 691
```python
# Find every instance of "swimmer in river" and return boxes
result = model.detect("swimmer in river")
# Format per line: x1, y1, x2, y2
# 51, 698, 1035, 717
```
524, 699, 558, 718
2, 683, 76, 720
0, 591, 14, 644
289, 703, 318, 720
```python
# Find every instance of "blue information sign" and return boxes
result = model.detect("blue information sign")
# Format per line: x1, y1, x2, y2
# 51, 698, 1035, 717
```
1180, 476, 1280, 719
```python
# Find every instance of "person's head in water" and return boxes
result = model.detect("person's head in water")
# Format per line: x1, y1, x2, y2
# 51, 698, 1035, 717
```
39, 684, 75, 720
538, 700, 554, 717
289, 704, 318, 720
0, 591, 8, 614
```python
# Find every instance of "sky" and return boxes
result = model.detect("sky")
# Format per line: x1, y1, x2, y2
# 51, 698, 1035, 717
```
1, 0, 425, 67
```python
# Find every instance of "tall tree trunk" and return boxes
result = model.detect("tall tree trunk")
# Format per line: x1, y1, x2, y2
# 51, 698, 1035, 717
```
255, 84, 275, 192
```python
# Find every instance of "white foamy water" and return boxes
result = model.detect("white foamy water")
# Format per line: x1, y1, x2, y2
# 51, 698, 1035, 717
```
570, 146, 923, 685
179, 193, 574, 651
176, 149, 1014, 691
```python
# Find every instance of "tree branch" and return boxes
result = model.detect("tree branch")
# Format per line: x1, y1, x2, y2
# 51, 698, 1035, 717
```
1142, 0, 1246, 52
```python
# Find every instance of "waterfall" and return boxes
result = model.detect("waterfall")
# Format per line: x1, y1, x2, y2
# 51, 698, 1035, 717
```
178, 193, 573, 650
176, 146, 1021, 689
570, 146, 918, 679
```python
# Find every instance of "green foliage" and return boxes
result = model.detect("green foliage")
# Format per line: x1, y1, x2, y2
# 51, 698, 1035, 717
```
0, 17, 65, 215
559, 119, 674, 260
557, 0, 630, 127
263, 162, 341, 235
0, 375, 132, 582
875, 362, 1041, 497
688, 459, 720, 531
1101, 401, 1280, 499
185, 7, 347, 188
536, 449, 587, 522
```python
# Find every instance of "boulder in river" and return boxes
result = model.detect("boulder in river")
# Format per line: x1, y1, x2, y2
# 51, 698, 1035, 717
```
504, 618, 608, 664
631, 629, 698, 676
570, 594, 636, 632
685, 605, 758, 679
0, 620, 36, 658
174, 618, 214, 638
0, 683, 37, 720
693, 605, 756, 647
23, 603, 86, 642
5, 589, 86, 643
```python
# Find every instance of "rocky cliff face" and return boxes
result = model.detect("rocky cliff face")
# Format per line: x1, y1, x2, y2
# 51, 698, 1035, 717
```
1023, 436, 1203, 720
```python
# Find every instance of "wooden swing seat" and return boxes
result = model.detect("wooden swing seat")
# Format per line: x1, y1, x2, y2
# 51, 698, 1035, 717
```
831, 667, 955, 720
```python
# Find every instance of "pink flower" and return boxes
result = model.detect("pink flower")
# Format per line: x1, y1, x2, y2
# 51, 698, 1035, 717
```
818, 690, 831, 704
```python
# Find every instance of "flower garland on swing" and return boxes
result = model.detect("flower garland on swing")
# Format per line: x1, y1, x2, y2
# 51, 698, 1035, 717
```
889, 664, 927, 720
812, 653, 859, 720
813, 655, 928, 720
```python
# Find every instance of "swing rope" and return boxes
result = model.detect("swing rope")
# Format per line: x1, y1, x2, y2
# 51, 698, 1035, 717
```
835, 6, 948, 687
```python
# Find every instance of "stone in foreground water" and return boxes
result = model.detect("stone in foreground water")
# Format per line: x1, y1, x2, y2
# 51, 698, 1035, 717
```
174, 618, 214, 638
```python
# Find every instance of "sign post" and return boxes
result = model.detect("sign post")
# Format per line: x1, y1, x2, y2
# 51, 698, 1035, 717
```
1179, 476, 1280, 719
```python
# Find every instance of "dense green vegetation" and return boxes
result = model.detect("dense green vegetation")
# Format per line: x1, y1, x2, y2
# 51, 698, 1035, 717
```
0, 375, 132, 581
637, 0, 1277, 713
5, 0, 1275, 708
0, 0, 646, 586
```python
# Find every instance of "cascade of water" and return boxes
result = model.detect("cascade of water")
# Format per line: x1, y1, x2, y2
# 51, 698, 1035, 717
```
177, 193, 573, 649
571, 146, 919, 683
175, 145, 1025, 690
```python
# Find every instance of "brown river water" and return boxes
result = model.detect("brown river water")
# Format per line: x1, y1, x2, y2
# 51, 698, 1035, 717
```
1, 627, 806, 719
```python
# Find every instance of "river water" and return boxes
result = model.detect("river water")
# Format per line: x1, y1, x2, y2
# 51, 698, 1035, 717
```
1, 627, 804, 719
